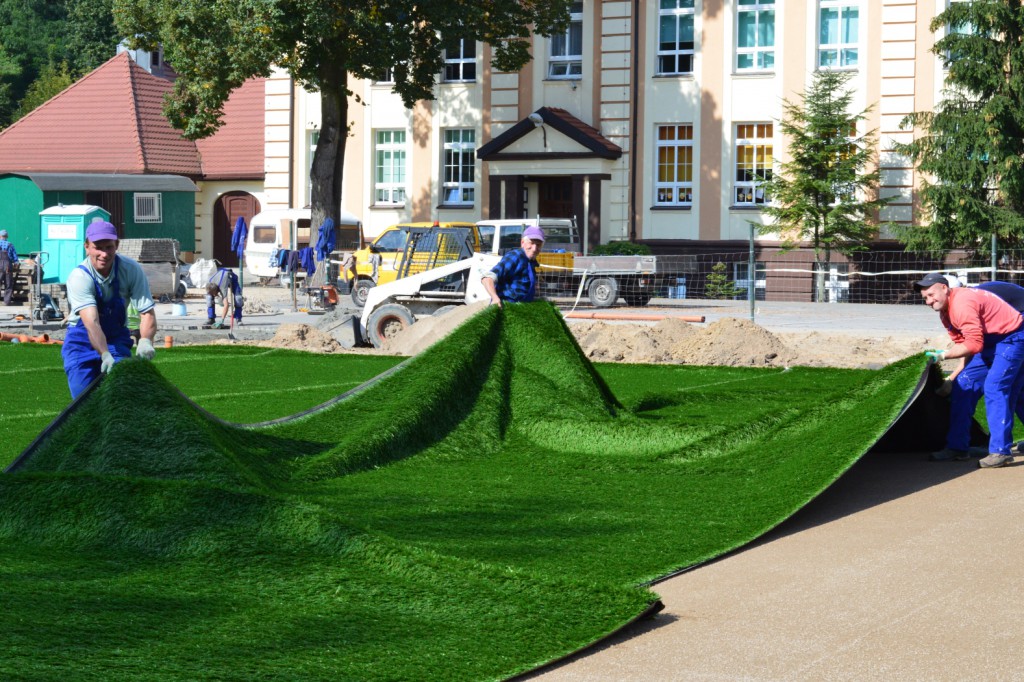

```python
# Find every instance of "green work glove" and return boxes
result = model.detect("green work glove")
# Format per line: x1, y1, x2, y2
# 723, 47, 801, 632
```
136, 337, 156, 361
100, 351, 116, 374
924, 349, 946, 362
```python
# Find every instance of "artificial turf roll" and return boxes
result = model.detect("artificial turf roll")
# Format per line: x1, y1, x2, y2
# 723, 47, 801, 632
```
1, 303, 930, 680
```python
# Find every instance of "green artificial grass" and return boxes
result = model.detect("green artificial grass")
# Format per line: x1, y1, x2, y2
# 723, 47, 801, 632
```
0, 306, 933, 680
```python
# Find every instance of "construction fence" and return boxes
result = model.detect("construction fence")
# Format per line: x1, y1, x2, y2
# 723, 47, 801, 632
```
537, 247, 1024, 308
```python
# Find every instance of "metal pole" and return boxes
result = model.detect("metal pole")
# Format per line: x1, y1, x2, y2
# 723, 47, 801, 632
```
749, 223, 756, 322
992, 233, 997, 281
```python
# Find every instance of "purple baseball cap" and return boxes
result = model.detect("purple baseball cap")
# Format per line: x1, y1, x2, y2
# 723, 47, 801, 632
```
522, 225, 546, 242
86, 220, 118, 243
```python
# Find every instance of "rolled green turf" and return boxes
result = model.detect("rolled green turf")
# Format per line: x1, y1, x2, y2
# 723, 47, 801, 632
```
0, 304, 927, 680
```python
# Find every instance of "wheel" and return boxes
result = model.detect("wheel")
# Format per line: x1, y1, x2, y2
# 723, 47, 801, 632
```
175, 282, 187, 299
367, 303, 415, 348
432, 305, 459, 317
587, 277, 619, 308
351, 279, 375, 307
624, 294, 652, 307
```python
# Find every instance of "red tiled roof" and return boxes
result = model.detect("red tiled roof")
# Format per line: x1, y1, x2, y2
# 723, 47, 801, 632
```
0, 52, 264, 181
0, 52, 201, 176
196, 77, 265, 180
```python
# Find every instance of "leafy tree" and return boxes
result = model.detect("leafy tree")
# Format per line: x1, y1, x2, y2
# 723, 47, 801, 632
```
893, 0, 1024, 257
64, 0, 121, 73
758, 70, 889, 302
113, 0, 572, 231
0, 0, 68, 126
14, 61, 74, 119
704, 262, 738, 300
0, 42, 20, 126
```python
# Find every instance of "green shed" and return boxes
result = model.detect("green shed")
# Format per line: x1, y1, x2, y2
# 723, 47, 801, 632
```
40, 204, 111, 283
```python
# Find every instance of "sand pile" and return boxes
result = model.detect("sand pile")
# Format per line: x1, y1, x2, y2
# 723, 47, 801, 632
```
259, 323, 343, 353
380, 302, 489, 356
572, 317, 794, 366
242, 296, 279, 315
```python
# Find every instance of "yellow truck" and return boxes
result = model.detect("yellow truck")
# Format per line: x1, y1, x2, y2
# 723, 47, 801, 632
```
349, 222, 477, 306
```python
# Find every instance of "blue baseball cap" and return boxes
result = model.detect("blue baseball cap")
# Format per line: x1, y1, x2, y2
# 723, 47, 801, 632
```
86, 220, 118, 243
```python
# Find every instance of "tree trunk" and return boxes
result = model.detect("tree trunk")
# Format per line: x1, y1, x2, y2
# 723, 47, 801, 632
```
310, 70, 349, 231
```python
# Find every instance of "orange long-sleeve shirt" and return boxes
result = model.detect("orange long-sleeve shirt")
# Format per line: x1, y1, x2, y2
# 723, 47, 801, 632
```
941, 287, 1023, 354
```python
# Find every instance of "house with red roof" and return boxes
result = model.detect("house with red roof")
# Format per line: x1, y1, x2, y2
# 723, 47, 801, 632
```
0, 50, 264, 267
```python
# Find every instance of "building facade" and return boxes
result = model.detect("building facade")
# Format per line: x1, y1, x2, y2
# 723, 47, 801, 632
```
264, 0, 945, 247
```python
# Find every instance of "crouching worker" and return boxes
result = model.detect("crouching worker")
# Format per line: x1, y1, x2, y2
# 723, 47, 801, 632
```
62, 221, 156, 399
916, 272, 1024, 468
206, 269, 242, 328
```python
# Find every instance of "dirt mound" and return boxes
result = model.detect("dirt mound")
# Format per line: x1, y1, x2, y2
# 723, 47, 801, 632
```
573, 317, 699, 363
571, 317, 792, 366
381, 302, 489, 356
259, 323, 343, 353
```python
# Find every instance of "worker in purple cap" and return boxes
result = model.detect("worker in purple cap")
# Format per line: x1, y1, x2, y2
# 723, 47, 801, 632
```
62, 220, 158, 399
481, 225, 545, 306
916, 272, 1024, 468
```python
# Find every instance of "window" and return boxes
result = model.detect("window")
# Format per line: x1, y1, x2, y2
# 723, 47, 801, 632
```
442, 129, 476, 205
374, 130, 407, 206
734, 123, 773, 205
733, 261, 767, 301
443, 37, 476, 82
818, 1, 858, 68
654, 124, 694, 206
736, 0, 775, 71
253, 226, 275, 244
945, 0, 976, 65
373, 229, 409, 253
376, 68, 394, 84
133, 193, 162, 223
549, 1, 583, 78
658, 0, 695, 75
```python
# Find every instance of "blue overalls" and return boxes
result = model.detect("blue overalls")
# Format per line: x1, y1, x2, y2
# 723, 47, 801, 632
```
61, 257, 133, 399
947, 327, 1024, 455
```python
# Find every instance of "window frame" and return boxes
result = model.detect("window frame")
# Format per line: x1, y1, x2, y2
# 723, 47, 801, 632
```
736, 0, 776, 72
442, 36, 477, 82
374, 129, 407, 207
441, 128, 476, 206
817, 0, 859, 69
654, 124, 695, 208
657, 0, 696, 76
133, 192, 162, 223
549, 1, 584, 79
733, 123, 773, 207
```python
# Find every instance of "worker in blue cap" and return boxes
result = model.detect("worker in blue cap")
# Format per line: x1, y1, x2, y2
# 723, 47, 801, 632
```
0, 228, 18, 306
481, 225, 545, 306
62, 220, 157, 399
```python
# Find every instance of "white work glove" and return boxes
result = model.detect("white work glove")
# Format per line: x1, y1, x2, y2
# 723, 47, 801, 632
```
100, 351, 116, 374
136, 338, 156, 361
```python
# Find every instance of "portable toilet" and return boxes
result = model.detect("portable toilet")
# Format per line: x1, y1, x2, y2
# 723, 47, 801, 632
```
39, 205, 111, 283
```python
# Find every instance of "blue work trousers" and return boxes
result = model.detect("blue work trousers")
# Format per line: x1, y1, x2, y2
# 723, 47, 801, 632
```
947, 329, 1024, 455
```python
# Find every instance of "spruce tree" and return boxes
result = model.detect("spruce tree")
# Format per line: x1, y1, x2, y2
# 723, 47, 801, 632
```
759, 70, 889, 302
894, 0, 1024, 256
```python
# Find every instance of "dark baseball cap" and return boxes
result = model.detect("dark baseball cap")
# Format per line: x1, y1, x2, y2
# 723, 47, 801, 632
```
913, 272, 948, 290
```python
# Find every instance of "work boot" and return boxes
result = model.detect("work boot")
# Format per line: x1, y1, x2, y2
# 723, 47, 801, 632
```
979, 453, 1014, 468
929, 447, 969, 462
206, 318, 215, 326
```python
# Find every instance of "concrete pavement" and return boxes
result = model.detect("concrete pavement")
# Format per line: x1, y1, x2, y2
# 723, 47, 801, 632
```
529, 450, 1024, 681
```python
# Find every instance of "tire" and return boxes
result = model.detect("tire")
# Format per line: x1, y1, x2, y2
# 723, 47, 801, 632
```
352, 279, 375, 307
624, 294, 652, 307
587, 277, 619, 308
432, 305, 460, 317
367, 303, 415, 348
175, 282, 187, 299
